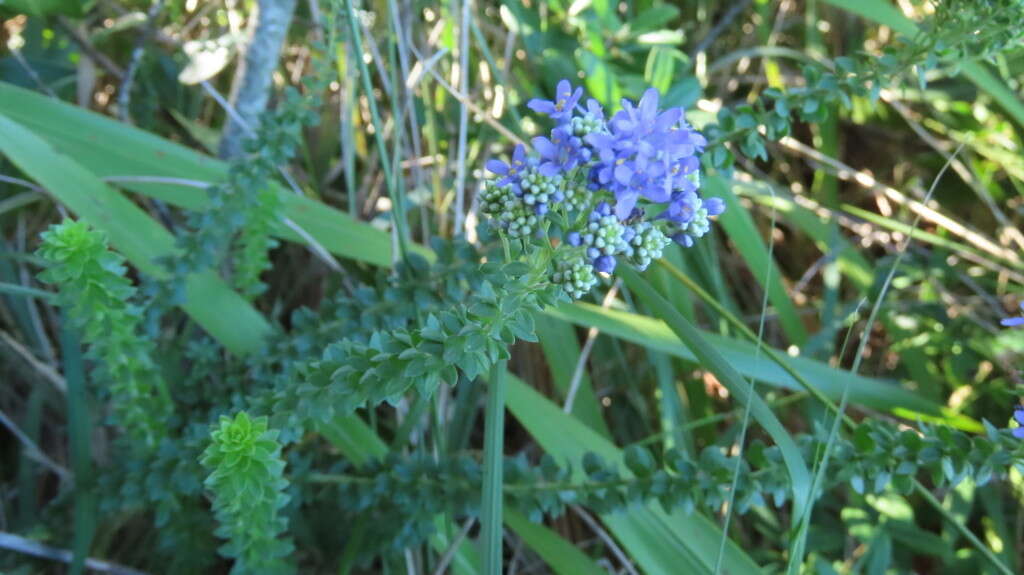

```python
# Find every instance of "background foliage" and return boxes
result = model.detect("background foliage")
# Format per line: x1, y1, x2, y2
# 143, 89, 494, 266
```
2, 0, 1024, 574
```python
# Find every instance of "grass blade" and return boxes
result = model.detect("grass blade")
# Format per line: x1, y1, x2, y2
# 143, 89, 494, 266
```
710, 176, 807, 345
534, 313, 610, 437
0, 111, 271, 354
506, 373, 764, 575
480, 359, 507, 574
549, 301, 969, 426
0, 81, 403, 268
618, 265, 811, 520
504, 508, 606, 575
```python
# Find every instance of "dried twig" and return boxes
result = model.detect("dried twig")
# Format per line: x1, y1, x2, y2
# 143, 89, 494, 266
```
570, 505, 639, 575
430, 518, 476, 575
0, 330, 66, 393
563, 280, 621, 414
0, 531, 147, 575
778, 136, 1021, 266
452, 0, 473, 234
56, 16, 125, 80
0, 409, 71, 482
408, 44, 525, 147
118, 0, 166, 123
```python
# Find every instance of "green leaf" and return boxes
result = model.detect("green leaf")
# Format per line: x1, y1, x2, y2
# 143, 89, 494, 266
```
618, 266, 811, 521
0, 82, 409, 269
0, 111, 271, 354
547, 301, 965, 425
506, 375, 765, 575
505, 508, 606, 575
318, 417, 481, 574
1, 0, 92, 17
709, 177, 807, 345
822, 0, 1024, 127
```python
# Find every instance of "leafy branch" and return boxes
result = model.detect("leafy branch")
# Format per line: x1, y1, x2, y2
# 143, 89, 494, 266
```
306, 417, 1024, 557
702, 0, 1024, 171
37, 220, 171, 449
279, 254, 559, 425
200, 412, 294, 575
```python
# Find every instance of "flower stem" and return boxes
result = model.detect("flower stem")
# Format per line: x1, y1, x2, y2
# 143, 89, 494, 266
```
480, 358, 507, 574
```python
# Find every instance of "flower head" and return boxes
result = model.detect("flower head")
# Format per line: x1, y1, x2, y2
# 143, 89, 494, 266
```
584, 88, 705, 215
528, 79, 583, 124
533, 126, 591, 176
1013, 406, 1024, 439
480, 76, 723, 300
660, 192, 726, 247
485, 144, 529, 191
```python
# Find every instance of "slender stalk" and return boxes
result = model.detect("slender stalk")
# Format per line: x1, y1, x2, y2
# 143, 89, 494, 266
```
61, 323, 94, 575
342, 0, 410, 261
786, 145, 965, 573
339, 38, 357, 216
0, 282, 55, 302
913, 483, 1013, 575
452, 0, 472, 234
480, 358, 507, 574
715, 192, 777, 575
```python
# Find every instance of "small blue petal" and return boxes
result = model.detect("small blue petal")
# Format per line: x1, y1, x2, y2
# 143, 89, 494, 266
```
485, 159, 509, 175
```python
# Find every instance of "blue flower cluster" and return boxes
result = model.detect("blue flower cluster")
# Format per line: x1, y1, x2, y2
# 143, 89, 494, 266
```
1001, 302, 1024, 327
482, 79, 726, 299
998, 302, 1024, 438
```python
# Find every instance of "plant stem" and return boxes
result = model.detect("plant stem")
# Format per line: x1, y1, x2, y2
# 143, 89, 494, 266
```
342, 0, 410, 262
914, 483, 1014, 575
61, 322, 94, 575
480, 358, 507, 574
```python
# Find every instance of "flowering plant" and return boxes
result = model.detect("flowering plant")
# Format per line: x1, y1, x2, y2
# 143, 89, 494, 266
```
482, 79, 725, 299
1000, 302, 1024, 437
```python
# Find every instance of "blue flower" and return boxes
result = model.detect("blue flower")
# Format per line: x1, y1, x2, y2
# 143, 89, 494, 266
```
661, 191, 701, 224
582, 88, 706, 219
533, 126, 591, 176
528, 79, 583, 124
659, 191, 726, 247
666, 155, 702, 193
485, 144, 529, 191
1001, 302, 1024, 327
611, 88, 663, 138
613, 153, 670, 205
1013, 406, 1024, 439
480, 76, 723, 299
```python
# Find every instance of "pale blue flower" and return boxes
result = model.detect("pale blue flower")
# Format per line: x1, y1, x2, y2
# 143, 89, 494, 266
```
1001, 302, 1024, 327
528, 79, 583, 124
